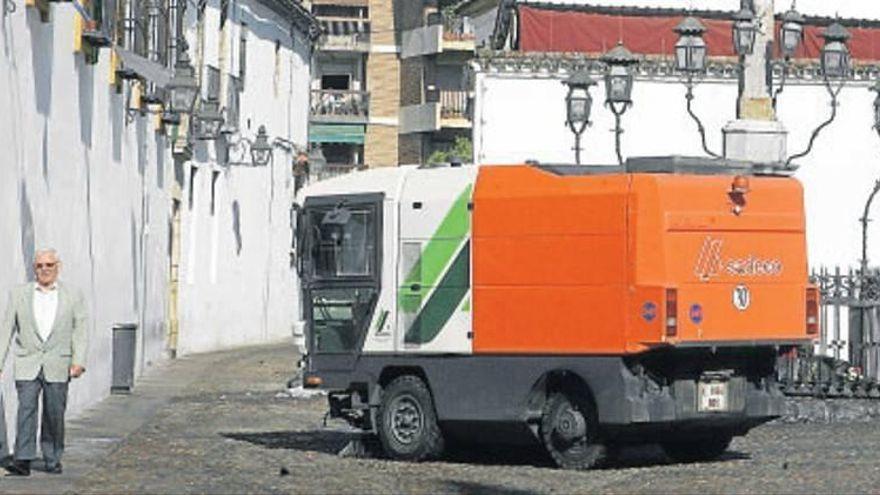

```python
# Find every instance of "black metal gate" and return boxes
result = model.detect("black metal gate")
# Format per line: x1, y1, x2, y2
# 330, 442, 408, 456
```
779, 267, 880, 398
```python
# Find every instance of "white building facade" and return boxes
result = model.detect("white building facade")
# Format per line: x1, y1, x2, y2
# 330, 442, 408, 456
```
466, 0, 880, 270
0, 0, 317, 432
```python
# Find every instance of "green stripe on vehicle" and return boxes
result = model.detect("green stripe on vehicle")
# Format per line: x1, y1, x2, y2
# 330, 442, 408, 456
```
373, 309, 389, 333
399, 184, 473, 308
404, 241, 470, 344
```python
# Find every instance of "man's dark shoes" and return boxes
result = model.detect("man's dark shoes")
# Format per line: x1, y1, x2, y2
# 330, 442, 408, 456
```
0, 455, 12, 469
45, 463, 62, 474
5, 460, 31, 476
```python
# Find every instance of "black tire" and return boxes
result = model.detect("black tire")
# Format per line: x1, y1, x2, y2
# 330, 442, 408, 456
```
540, 392, 605, 470
661, 434, 732, 464
376, 375, 445, 461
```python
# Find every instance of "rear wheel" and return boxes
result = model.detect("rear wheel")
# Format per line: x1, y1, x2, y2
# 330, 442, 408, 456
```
376, 376, 445, 461
661, 434, 732, 464
540, 392, 605, 470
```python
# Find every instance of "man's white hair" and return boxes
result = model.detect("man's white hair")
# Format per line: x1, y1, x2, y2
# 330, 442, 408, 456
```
34, 248, 59, 261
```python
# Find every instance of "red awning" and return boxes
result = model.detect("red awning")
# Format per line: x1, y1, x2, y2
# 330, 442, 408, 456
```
518, 5, 880, 61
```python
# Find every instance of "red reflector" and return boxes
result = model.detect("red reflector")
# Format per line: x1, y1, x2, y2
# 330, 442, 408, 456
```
806, 287, 820, 336
666, 288, 678, 337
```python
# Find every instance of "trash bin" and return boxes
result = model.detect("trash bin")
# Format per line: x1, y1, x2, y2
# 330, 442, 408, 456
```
111, 324, 138, 394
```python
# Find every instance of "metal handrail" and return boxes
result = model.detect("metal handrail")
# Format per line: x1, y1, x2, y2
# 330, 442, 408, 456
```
310, 89, 370, 118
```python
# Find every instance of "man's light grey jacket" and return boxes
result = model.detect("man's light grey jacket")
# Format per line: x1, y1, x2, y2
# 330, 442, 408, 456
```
0, 282, 89, 383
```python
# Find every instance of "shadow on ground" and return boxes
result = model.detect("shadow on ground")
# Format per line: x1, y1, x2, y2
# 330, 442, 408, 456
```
602, 444, 751, 469
442, 480, 542, 495
221, 430, 750, 470
221, 430, 351, 455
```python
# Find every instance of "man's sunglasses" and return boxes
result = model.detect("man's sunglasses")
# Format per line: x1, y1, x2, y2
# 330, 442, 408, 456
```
35, 263, 58, 269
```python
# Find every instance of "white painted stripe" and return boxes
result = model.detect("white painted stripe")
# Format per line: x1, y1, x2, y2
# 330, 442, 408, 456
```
368, 117, 400, 126
370, 44, 401, 54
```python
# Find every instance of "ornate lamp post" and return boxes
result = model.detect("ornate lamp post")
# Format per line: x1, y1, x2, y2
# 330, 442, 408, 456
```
732, 4, 757, 57
194, 98, 225, 140
250, 126, 274, 166
785, 21, 851, 166
562, 70, 597, 165
821, 21, 852, 79
675, 16, 707, 74
163, 40, 199, 124
771, 4, 806, 109
780, 4, 805, 58
602, 42, 638, 166
674, 16, 719, 158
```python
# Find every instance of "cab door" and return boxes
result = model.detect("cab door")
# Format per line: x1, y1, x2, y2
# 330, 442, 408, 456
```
302, 193, 384, 372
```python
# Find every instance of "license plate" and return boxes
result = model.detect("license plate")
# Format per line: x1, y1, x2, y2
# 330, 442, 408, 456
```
698, 381, 729, 412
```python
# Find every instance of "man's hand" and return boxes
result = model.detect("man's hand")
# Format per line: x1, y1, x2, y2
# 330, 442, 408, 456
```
69, 365, 85, 379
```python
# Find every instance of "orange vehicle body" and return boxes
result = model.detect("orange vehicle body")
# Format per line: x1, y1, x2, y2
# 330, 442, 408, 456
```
472, 165, 811, 354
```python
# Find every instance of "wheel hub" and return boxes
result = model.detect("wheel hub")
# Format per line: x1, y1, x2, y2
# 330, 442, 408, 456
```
390, 395, 423, 445
555, 407, 587, 442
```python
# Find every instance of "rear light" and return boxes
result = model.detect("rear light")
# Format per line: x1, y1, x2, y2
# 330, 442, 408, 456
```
304, 375, 323, 388
731, 175, 751, 194
666, 288, 678, 337
806, 287, 820, 336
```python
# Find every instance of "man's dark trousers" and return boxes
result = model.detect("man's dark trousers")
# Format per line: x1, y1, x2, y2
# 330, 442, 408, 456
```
15, 371, 68, 468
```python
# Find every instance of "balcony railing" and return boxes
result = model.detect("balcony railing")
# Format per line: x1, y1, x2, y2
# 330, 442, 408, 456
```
442, 14, 474, 42
440, 90, 470, 120
310, 89, 370, 122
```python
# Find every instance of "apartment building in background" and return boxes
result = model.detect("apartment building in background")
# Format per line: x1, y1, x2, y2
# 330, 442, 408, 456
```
307, 0, 477, 170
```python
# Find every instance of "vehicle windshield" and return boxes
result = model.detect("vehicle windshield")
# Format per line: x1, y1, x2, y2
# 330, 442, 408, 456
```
308, 205, 376, 279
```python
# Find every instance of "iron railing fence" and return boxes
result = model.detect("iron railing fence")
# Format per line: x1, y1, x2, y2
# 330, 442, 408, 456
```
310, 89, 370, 121
439, 90, 470, 120
778, 267, 880, 398
441, 14, 474, 41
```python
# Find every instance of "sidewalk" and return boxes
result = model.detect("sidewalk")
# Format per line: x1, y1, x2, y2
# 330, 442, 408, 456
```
0, 342, 298, 494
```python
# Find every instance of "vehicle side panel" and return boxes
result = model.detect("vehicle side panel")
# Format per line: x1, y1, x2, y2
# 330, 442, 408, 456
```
472, 166, 630, 354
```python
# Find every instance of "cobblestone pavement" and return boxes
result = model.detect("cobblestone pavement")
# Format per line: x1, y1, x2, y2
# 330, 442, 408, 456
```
3, 343, 880, 494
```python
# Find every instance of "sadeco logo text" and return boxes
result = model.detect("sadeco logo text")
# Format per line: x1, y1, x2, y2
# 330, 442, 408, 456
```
694, 237, 783, 281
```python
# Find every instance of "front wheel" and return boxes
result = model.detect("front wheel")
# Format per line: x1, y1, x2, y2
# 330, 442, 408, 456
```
540, 392, 605, 470
376, 376, 445, 461
661, 434, 732, 464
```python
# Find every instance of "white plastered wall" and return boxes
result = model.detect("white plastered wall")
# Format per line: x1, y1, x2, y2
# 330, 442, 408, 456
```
473, 69, 880, 270
0, 0, 312, 445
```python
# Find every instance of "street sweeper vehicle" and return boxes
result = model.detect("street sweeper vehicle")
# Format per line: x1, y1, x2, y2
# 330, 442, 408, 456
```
292, 157, 818, 469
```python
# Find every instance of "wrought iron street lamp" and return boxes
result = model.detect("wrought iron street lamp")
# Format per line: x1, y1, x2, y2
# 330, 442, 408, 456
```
167, 40, 200, 117
821, 21, 852, 79
674, 16, 719, 158
772, 3, 806, 109
250, 125, 273, 166
785, 22, 851, 166
194, 98, 225, 140
780, 4, 805, 58
674, 16, 707, 74
603, 42, 637, 105
562, 70, 596, 165
732, 5, 757, 57
602, 42, 638, 166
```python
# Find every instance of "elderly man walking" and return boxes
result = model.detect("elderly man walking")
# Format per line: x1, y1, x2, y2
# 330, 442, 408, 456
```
0, 249, 88, 476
